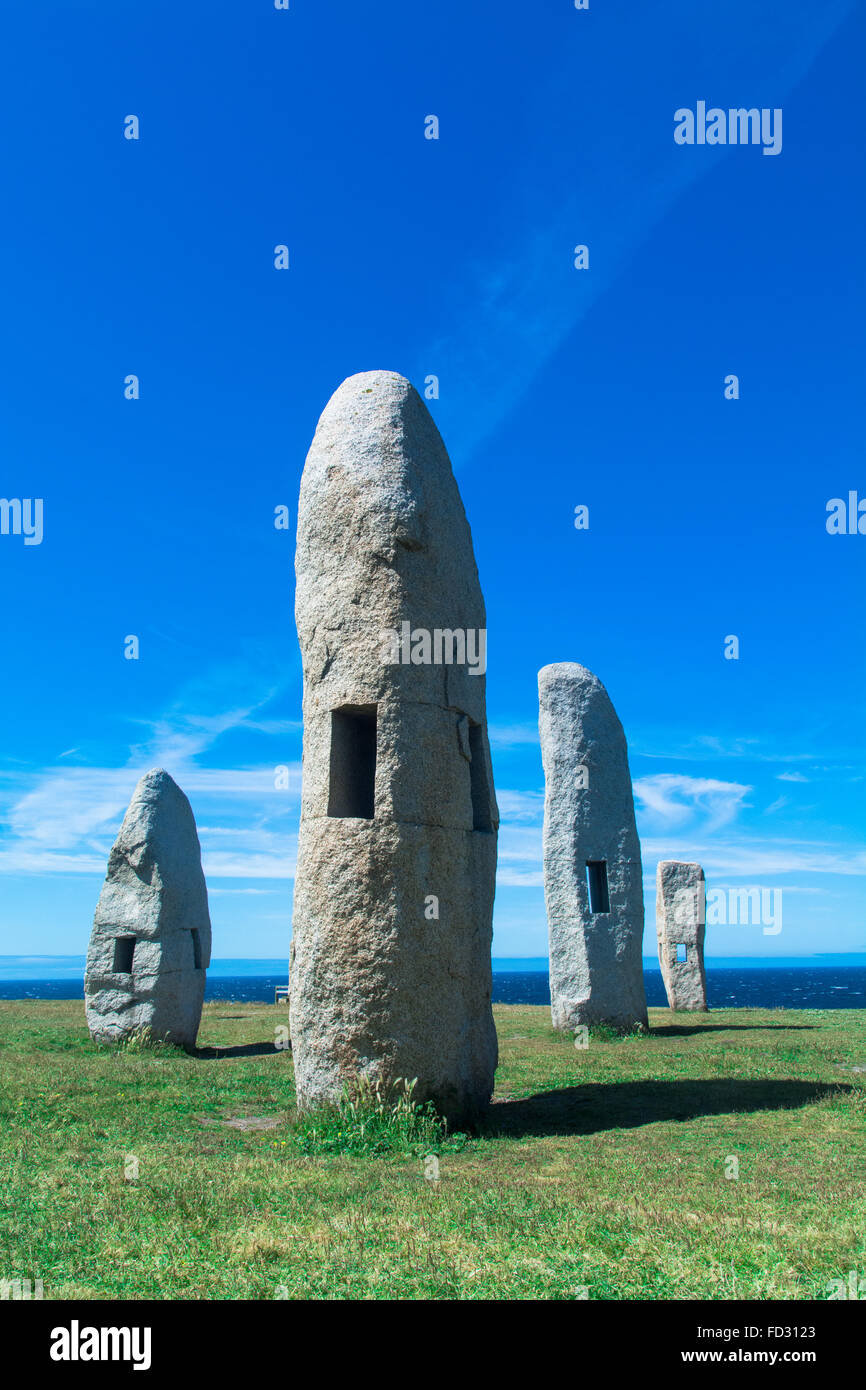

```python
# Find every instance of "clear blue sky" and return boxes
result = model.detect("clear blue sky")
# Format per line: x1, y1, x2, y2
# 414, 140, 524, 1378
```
0, 0, 863, 963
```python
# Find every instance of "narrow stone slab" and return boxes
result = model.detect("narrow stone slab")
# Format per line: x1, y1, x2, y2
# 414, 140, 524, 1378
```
539, 662, 648, 1032
84, 769, 212, 1047
291, 370, 498, 1128
656, 861, 708, 1011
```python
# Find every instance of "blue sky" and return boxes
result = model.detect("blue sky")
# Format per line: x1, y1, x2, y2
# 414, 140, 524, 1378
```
0, 0, 863, 963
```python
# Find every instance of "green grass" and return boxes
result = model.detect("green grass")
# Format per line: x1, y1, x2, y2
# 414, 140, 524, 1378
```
294, 1076, 467, 1157
1, 999, 864, 1299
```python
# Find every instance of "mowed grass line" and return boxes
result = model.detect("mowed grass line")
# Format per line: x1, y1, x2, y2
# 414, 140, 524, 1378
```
0, 1000, 864, 1299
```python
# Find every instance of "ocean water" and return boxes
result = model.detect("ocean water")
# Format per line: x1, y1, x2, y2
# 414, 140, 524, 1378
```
1, 965, 864, 1010
492, 966, 866, 1010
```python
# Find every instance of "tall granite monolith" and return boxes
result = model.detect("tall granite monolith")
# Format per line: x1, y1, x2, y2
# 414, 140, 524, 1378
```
291, 370, 499, 1128
84, 769, 211, 1046
656, 860, 707, 1011
539, 662, 648, 1033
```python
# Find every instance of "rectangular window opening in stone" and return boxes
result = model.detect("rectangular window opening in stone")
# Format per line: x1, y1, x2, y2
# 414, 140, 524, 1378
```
676, 943, 688, 963
113, 936, 136, 973
328, 705, 377, 818
192, 927, 202, 970
468, 722, 493, 831
585, 861, 610, 913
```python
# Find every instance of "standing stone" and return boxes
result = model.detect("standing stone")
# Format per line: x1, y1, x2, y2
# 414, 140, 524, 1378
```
656, 861, 708, 1011
84, 769, 211, 1046
291, 370, 498, 1128
539, 663, 647, 1033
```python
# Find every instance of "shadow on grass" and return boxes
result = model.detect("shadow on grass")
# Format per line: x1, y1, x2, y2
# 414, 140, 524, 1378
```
487, 1078, 849, 1138
193, 1041, 288, 1059
651, 1023, 817, 1037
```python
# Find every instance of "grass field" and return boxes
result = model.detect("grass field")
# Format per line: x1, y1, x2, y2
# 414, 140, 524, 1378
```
1, 1000, 864, 1300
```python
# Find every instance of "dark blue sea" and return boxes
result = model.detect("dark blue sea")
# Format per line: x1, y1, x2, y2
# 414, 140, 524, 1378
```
1, 960, 864, 1009
491, 966, 866, 1010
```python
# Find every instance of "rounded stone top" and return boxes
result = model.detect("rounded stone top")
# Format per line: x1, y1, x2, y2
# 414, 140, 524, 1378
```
337, 369, 411, 391
538, 662, 601, 691
297, 366, 486, 715
116, 769, 202, 877
137, 768, 177, 791
131, 769, 188, 810
537, 662, 624, 739
317, 370, 415, 418
304, 370, 439, 488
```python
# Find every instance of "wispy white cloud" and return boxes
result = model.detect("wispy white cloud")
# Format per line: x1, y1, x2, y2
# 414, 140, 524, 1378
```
203, 848, 296, 881
0, 848, 108, 876
496, 789, 544, 823
498, 824, 543, 862
488, 723, 540, 750
640, 837, 866, 880
631, 732, 825, 765
633, 774, 751, 832
497, 866, 544, 888
0, 767, 299, 880
496, 819, 544, 886
492, 776, 865, 889
0, 672, 301, 881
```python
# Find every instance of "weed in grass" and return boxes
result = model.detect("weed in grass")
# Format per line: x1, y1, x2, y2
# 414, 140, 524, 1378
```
101, 1027, 187, 1057
581, 1021, 649, 1046
293, 1076, 469, 1157
588, 1023, 621, 1044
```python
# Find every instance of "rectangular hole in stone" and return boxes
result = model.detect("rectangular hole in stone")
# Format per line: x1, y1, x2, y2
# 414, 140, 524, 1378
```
676, 942, 688, 963
468, 722, 493, 832
327, 705, 377, 818
192, 928, 202, 970
585, 861, 610, 913
113, 936, 136, 973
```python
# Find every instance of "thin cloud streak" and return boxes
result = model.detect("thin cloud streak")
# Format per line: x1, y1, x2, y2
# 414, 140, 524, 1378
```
0, 677, 301, 882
